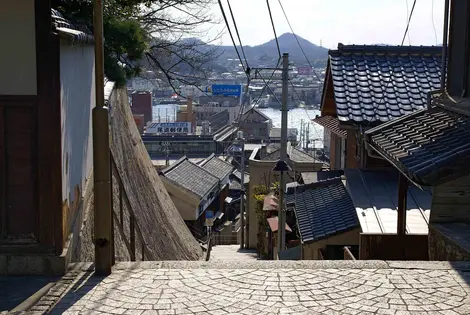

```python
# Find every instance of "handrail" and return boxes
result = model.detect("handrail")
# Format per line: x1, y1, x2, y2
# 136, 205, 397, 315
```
343, 246, 356, 260
318, 248, 325, 260
111, 153, 152, 261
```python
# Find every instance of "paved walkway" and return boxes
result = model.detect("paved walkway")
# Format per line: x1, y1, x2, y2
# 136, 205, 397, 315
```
210, 245, 258, 261
31, 261, 470, 315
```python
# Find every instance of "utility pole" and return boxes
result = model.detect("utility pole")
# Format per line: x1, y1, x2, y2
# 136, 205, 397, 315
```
278, 53, 289, 256
306, 123, 310, 154
92, 0, 112, 276
238, 131, 245, 249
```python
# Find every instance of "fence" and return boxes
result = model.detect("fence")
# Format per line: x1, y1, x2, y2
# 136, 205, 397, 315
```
111, 153, 152, 261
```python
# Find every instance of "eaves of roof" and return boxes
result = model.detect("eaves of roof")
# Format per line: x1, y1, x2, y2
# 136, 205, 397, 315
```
312, 115, 347, 139
52, 9, 94, 45
365, 97, 470, 187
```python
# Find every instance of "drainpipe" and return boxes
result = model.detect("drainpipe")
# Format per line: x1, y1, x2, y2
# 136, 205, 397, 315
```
93, 0, 112, 276
441, 0, 450, 90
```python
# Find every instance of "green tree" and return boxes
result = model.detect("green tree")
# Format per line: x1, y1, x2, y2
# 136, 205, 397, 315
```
53, 0, 220, 88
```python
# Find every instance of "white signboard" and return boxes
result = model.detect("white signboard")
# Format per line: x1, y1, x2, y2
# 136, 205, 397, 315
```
146, 122, 191, 134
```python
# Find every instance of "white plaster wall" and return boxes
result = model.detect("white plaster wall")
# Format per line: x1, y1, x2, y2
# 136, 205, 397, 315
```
60, 42, 95, 208
0, 0, 37, 95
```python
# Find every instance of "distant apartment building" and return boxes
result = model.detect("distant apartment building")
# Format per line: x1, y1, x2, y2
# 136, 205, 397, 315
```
131, 91, 152, 124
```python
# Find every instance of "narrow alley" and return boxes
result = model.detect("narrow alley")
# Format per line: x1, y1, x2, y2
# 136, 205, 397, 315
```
210, 245, 258, 261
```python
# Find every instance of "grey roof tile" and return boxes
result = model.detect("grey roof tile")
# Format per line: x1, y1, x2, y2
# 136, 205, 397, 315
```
161, 157, 219, 198
286, 179, 359, 243
366, 102, 470, 186
328, 44, 441, 124
200, 154, 233, 180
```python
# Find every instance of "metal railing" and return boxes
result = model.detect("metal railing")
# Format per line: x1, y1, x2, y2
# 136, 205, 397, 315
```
343, 246, 356, 260
111, 153, 151, 261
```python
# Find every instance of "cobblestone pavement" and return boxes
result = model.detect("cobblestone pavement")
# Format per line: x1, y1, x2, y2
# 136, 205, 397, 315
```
35, 261, 470, 315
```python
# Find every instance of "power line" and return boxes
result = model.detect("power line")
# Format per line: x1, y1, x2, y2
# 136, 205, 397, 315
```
401, 0, 417, 45
365, 0, 418, 129
289, 79, 324, 145
227, 0, 249, 70
277, 0, 322, 82
405, 0, 412, 44
431, 0, 438, 45
253, 58, 282, 105
217, 0, 247, 75
267, 0, 281, 59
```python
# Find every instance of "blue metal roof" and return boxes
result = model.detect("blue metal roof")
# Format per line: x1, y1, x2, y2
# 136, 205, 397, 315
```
328, 44, 442, 124
286, 178, 359, 243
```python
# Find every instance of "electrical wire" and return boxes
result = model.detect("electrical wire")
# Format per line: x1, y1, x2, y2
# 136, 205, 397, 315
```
431, 0, 438, 45
267, 0, 281, 59
253, 58, 282, 106
289, 79, 324, 146
217, 0, 247, 75
227, 0, 249, 70
401, 0, 417, 46
277, 0, 322, 82
365, 0, 418, 129
405, 0, 412, 45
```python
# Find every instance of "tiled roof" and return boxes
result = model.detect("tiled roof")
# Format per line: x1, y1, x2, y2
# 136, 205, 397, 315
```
286, 178, 359, 243
200, 154, 233, 180
365, 103, 470, 186
312, 115, 347, 139
160, 157, 219, 198
329, 44, 441, 124
51, 9, 94, 45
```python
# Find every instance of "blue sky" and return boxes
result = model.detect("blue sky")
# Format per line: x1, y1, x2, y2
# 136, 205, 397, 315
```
207, 0, 445, 48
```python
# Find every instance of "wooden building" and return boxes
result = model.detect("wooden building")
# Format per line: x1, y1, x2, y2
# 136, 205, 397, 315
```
0, 2, 112, 275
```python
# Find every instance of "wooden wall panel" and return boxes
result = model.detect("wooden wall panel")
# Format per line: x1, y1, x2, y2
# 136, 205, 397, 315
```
1, 105, 37, 241
359, 233, 429, 260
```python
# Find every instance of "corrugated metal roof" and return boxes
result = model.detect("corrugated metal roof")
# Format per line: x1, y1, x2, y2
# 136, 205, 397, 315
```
365, 104, 470, 186
286, 178, 359, 243
344, 169, 431, 234
263, 146, 321, 163
328, 44, 441, 124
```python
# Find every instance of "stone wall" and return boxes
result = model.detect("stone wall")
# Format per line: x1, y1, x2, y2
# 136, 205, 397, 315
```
429, 225, 470, 261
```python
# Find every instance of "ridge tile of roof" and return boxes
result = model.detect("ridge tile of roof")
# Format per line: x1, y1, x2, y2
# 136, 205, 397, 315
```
200, 154, 234, 180
328, 44, 442, 124
52, 9, 94, 45
286, 178, 358, 243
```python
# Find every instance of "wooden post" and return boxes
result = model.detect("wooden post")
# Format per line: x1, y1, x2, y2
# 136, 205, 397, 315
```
397, 173, 409, 235
130, 214, 136, 261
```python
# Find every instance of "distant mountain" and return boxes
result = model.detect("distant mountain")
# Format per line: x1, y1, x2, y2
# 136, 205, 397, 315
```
192, 33, 328, 68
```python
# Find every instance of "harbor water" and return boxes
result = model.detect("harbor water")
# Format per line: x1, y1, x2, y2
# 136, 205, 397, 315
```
152, 105, 324, 148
